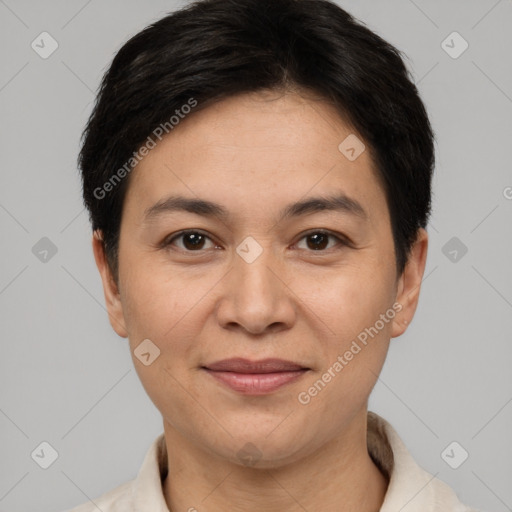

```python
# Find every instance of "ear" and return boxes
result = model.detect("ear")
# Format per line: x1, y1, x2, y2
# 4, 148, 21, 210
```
391, 228, 429, 338
92, 230, 128, 338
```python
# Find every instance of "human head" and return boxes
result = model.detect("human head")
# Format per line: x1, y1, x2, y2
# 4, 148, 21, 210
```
81, 0, 432, 476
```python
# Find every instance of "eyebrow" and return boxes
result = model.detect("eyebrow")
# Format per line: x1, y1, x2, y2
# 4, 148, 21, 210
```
143, 193, 368, 224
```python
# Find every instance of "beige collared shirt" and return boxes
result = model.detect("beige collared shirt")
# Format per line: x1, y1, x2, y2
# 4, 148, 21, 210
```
66, 412, 479, 511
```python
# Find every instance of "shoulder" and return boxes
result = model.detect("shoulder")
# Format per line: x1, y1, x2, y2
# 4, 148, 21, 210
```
63, 479, 135, 512
367, 412, 482, 512
62, 432, 168, 512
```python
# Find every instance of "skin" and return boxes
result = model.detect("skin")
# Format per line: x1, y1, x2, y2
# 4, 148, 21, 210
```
93, 89, 428, 512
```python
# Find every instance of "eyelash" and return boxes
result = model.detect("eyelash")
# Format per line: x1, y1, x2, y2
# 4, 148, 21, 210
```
161, 229, 351, 253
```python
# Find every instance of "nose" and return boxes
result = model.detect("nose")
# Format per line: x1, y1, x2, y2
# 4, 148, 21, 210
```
215, 241, 297, 335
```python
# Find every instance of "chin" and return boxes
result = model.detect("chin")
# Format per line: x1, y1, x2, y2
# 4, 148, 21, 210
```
203, 426, 316, 470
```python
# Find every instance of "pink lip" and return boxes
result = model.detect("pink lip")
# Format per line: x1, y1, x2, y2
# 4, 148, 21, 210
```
203, 358, 309, 395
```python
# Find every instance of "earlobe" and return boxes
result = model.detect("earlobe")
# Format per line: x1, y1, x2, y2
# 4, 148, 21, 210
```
92, 230, 128, 338
391, 228, 428, 339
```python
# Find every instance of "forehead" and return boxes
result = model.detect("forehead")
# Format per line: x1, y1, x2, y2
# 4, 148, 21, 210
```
124, 90, 388, 226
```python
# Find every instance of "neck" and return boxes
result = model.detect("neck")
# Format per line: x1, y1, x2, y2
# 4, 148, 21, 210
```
162, 410, 388, 512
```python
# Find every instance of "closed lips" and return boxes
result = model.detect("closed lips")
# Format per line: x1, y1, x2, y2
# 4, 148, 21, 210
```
203, 358, 308, 373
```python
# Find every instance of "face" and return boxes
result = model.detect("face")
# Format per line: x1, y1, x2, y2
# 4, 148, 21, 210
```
94, 90, 427, 468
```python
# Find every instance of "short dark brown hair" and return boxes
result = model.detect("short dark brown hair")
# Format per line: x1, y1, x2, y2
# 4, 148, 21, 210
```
79, 0, 435, 279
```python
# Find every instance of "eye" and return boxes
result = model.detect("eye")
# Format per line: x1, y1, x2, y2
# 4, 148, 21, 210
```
161, 229, 350, 253
163, 230, 219, 251
295, 230, 348, 251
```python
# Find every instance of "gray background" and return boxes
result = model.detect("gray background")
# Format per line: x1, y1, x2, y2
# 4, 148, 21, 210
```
1, 0, 511, 511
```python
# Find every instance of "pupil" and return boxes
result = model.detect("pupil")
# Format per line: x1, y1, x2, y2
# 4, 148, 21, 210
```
184, 233, 204, 250
308, 233, 327, 250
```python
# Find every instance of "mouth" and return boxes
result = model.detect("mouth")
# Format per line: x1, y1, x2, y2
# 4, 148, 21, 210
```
201, 358, 310, 395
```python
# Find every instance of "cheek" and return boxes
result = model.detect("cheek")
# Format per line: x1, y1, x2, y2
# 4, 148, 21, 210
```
292, 259, 395, 409
119, 271, 203, 413
119, 262, 216, 364
292, 258, 396, 344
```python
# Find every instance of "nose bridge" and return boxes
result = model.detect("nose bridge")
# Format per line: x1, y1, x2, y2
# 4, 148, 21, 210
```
233, 237, 280, 306
216, 235, 295, 333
